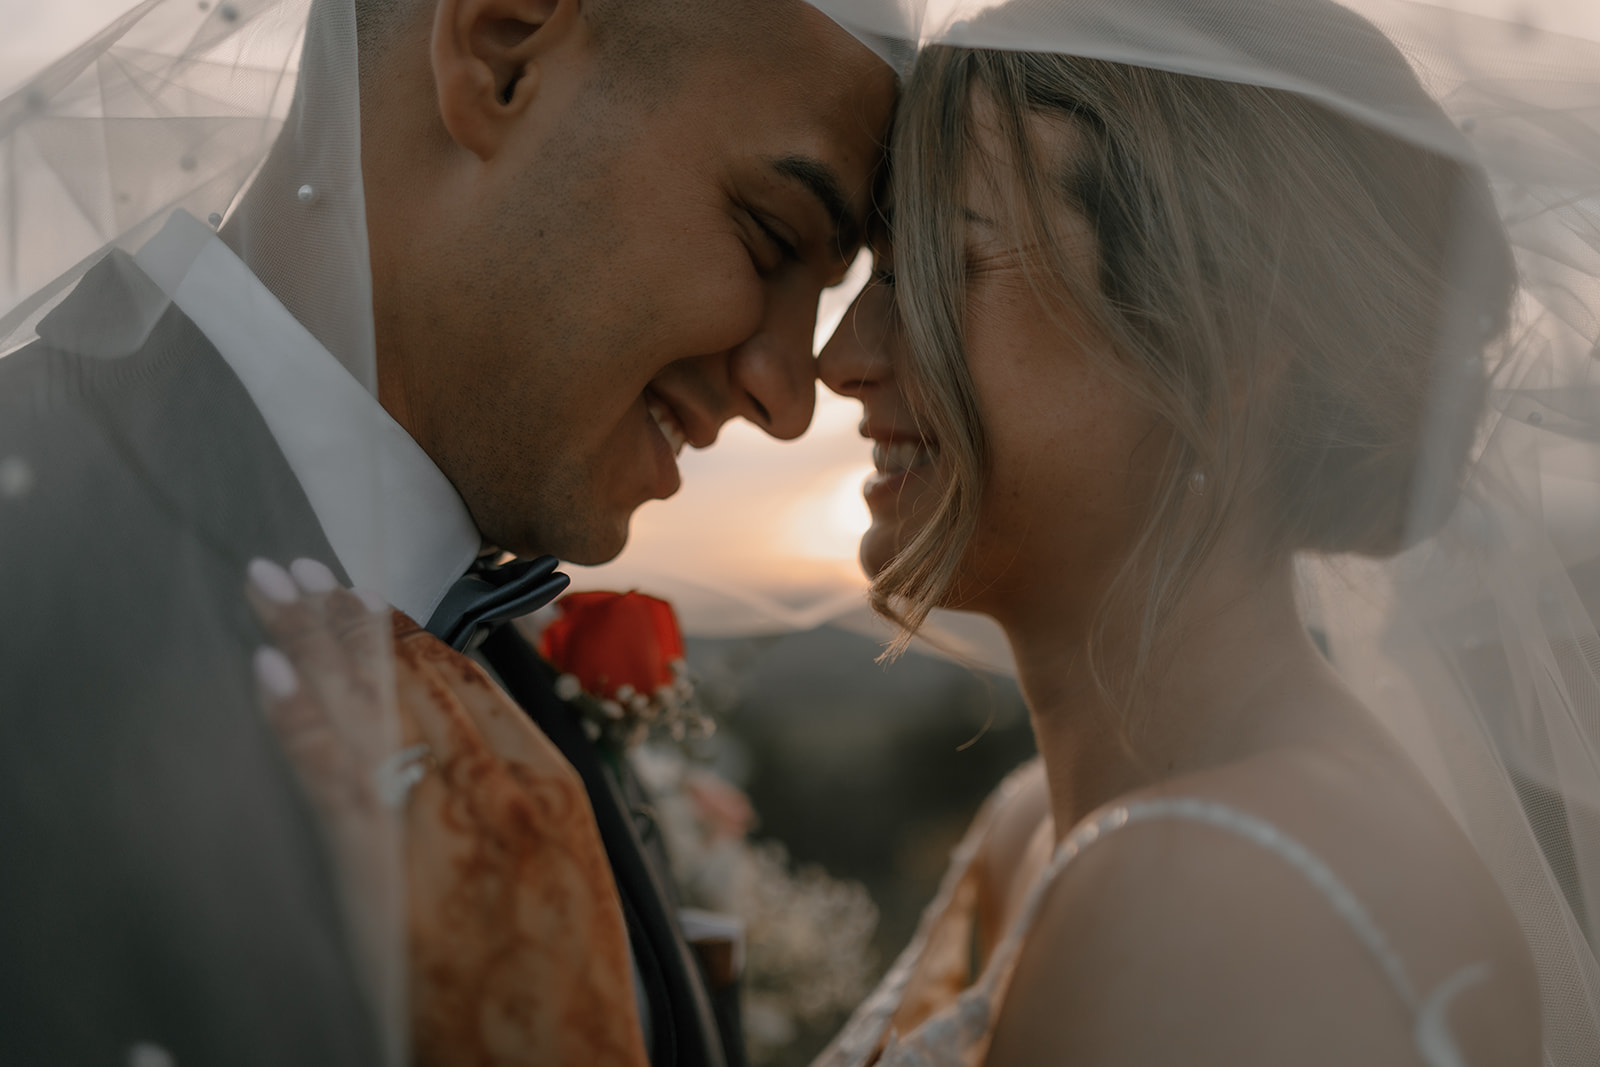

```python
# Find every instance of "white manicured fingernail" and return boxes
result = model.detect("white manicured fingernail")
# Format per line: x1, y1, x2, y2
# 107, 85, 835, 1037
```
254, 646, 299, 700
289, 557, 338, 594
248, 559, 299, 604
354, 588, 389, 614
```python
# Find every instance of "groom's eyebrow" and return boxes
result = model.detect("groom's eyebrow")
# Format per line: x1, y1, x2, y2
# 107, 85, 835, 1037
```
770, 155, 861, 258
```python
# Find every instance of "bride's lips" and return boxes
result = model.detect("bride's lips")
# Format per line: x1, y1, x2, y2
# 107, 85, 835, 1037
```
863, 427, 940, 508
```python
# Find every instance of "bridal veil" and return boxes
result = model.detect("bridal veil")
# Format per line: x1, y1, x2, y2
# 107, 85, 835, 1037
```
6, 0, 1600, 1062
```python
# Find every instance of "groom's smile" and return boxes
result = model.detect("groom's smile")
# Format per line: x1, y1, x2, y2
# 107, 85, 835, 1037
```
360, 0, 896, 568
636, 384, 690, 503
643, 389, 689, 459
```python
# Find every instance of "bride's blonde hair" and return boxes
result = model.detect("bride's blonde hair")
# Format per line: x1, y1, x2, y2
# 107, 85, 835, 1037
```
873, 38, 1514, 704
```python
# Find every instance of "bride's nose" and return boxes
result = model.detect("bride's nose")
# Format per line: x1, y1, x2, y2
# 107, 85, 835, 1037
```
818, 285, 896, 399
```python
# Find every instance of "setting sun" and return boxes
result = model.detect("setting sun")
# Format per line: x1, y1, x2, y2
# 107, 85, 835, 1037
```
785, 463, 874, 563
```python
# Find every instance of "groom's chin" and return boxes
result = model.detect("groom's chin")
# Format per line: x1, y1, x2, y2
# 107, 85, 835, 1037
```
548, 518, 632, 568
488, 507, 632, 568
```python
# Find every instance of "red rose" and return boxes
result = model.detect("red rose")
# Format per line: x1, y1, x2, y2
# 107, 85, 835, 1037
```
537, 591, 688, 704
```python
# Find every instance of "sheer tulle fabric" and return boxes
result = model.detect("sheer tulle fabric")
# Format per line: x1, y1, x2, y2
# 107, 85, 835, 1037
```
1, 0, 404, 1060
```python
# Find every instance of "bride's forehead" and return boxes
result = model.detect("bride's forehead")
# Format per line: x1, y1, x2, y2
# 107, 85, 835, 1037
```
952, 97, 1095, 207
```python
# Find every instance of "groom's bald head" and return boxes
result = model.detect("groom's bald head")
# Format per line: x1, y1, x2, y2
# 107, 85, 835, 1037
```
355, 0, 771, 92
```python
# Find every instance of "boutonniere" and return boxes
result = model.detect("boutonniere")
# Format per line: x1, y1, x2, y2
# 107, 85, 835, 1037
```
534, 590, 712, 747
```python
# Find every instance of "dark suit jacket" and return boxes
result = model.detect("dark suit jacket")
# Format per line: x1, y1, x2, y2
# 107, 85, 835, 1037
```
0, 251, 738, 1067
0, 252, 381, 1065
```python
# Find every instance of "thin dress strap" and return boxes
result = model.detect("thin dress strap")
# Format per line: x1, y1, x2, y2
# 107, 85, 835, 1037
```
815, 795, 1491, 1067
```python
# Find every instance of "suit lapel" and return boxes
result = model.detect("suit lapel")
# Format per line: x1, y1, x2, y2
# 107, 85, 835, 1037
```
481, 624, 728, 1067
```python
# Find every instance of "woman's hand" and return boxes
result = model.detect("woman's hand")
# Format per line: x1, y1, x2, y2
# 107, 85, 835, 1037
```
246, 558, 648, 1067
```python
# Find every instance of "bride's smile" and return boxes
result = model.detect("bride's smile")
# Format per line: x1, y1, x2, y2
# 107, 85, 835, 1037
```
864, 432, 939, 503
823, 96, 1169, 624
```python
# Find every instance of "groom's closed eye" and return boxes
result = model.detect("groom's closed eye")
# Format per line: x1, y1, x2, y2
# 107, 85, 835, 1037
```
745, 209, 803, 275
766, 154, 865, 274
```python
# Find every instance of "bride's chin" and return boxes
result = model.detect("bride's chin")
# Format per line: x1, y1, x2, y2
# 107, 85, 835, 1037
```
857, 521, 904, 581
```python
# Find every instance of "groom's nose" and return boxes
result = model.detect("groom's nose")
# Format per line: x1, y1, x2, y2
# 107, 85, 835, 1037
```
725, 279, 823, 441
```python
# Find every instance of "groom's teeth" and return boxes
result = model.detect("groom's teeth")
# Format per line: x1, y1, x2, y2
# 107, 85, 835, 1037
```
872, 440, 937, 475
647, 397, 687, 457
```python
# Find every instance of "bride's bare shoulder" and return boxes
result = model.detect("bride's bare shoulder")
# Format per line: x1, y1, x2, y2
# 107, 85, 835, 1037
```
983, 750, 1540, 1067
971, 759, 1053, 959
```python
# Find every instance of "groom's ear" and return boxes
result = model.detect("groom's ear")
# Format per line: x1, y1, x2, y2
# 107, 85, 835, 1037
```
431, 0, 589, 160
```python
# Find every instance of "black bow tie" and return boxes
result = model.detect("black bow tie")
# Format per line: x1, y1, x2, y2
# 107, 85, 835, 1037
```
425, 555, 570, 652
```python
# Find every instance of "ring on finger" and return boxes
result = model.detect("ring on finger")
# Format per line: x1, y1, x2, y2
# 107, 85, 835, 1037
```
374, 743, 434, 809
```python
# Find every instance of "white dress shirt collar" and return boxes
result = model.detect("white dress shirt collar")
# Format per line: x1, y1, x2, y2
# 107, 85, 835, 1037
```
135, 209, 482, 624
